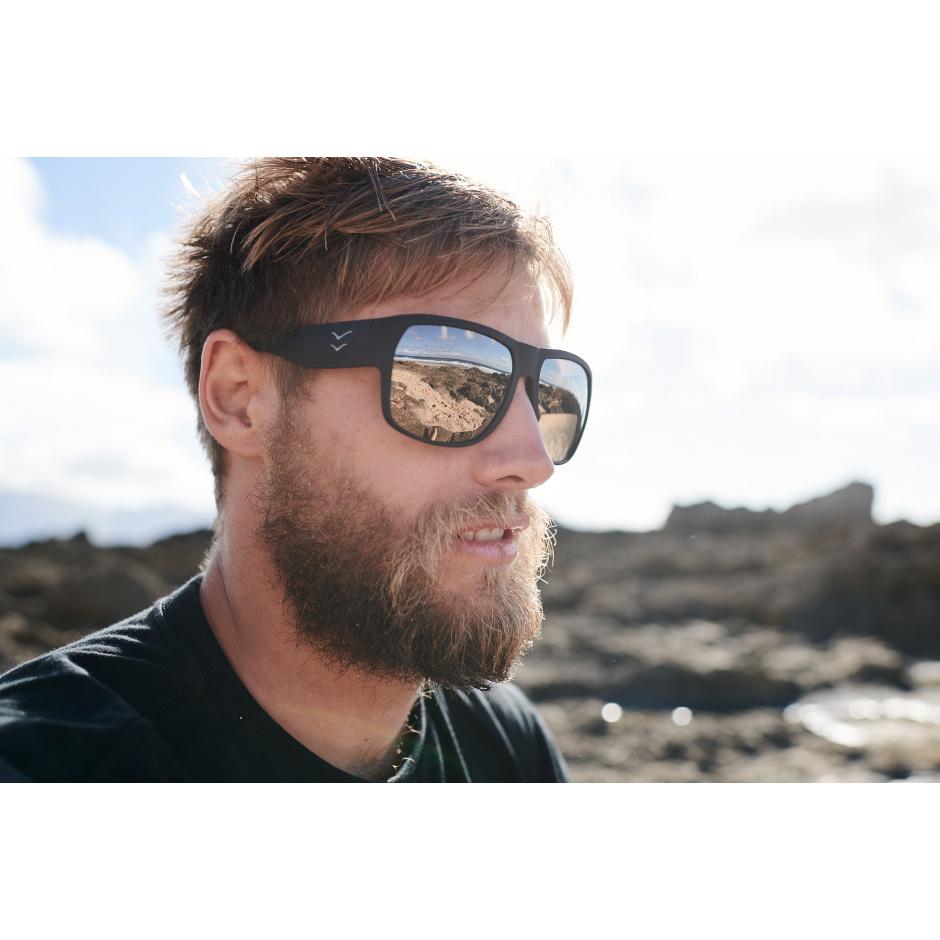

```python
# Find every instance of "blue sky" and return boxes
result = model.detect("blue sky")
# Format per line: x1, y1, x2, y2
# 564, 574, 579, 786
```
397, 325, 514, 372
32, 158, 225, 246
26, 158, 230, 389
0, 156, 938, 541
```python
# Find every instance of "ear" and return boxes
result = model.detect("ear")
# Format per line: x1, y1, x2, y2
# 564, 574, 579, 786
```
199, 329, 276, 459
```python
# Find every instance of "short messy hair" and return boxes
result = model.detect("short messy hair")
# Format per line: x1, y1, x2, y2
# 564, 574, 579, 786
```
162, 157, 573, 508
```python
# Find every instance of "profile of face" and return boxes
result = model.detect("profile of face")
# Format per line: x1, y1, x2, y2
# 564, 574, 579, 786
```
254, 268, 559, 690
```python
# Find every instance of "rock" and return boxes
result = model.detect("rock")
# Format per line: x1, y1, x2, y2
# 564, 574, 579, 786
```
0, 612, 35, 671
122, 529, 213, 587
608, 661, 802, 711
783, 481, 874, 529
545, 513, 940, 658
517, 616, 909, 712
2, 559, 63, 599
664, 500, 775, 535
783, 521, 940, 656
664, 481, 874, 535
764, 636, 907, 689
0, 613, 85, 673
44, 562, 170, 629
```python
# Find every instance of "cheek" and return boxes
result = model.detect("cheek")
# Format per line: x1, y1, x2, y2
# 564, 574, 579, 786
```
312, 370, 388, 447
311, 370, 477, 519
368, 439, 475, 527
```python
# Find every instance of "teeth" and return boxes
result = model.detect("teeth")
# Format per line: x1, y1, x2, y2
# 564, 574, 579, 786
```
459, 527, 505, 542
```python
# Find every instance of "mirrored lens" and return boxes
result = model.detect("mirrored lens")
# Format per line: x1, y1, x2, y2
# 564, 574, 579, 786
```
537, 358, 589, 462
391, 325, 513, 443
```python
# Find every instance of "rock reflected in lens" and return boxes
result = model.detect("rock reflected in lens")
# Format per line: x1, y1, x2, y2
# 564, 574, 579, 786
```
390, 360, 510, 442
537, 362, 586, 461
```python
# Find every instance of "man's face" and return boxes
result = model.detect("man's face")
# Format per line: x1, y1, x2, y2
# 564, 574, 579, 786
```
254, 267, 558, 690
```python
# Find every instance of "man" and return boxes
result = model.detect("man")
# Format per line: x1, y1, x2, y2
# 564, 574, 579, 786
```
0, 158, 592, 782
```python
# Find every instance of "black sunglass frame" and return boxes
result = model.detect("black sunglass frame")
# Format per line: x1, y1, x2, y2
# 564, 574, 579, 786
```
249, 313, 592, 464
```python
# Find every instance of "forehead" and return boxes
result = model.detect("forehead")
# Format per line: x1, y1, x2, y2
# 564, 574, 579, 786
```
349, 267, 550, 347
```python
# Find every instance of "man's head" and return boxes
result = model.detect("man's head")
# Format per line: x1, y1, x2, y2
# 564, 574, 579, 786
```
163, 158, 575, 690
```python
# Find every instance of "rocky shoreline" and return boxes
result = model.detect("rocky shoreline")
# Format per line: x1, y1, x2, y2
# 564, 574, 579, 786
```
2, 481, 939, 782
514, 482, 940, 781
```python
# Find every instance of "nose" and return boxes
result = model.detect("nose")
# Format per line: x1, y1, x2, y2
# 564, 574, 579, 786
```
471, 376, 555, 490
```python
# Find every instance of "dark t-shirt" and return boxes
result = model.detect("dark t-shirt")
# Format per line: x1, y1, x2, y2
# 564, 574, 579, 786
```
0, 575, 569, 782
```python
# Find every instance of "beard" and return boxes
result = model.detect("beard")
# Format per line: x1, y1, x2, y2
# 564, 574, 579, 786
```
254, 408, 555, 691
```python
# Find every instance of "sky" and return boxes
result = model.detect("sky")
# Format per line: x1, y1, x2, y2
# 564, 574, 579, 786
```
0, 156, 938, 540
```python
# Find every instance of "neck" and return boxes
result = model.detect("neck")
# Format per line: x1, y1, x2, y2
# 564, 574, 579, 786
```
198, 532, 421, 781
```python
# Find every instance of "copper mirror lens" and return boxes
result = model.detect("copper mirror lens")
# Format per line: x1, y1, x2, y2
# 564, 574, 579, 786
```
391, 325, 513, 443
537, 358, 588, 462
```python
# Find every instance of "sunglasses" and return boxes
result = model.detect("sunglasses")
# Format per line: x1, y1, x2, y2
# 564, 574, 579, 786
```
249, 314, 592, 464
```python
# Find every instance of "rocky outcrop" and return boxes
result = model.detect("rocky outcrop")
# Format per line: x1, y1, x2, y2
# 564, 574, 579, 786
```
664, 481, 874, 535
0, 530, 206, 667
784, 481, 874, 528
543, 517, 940, 658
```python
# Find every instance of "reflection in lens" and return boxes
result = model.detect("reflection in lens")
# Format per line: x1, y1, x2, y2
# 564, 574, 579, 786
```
537, 358, 589, 462
390, 325, 513, 443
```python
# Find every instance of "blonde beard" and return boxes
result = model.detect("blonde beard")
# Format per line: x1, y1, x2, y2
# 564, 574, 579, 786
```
384, 491, 555, 682
256, 413, 556, 690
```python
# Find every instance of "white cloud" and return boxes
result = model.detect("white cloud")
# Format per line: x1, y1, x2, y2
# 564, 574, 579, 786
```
0, 159, 142, 356
0, 159, 215, 516
0, 356, 213, 511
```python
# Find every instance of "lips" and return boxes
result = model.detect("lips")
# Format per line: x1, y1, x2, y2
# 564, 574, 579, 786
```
451, 526, 521, 566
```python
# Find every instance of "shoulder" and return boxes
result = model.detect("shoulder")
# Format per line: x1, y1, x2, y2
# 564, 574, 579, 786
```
435, 682, 570, 783
0, 583, 202, 781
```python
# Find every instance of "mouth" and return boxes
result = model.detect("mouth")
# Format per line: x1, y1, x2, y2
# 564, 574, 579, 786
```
450, 514, 528, 566
455, 514, 529, 543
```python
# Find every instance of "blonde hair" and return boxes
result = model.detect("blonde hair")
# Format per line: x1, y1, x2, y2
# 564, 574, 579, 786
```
163, 157, 572, 507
